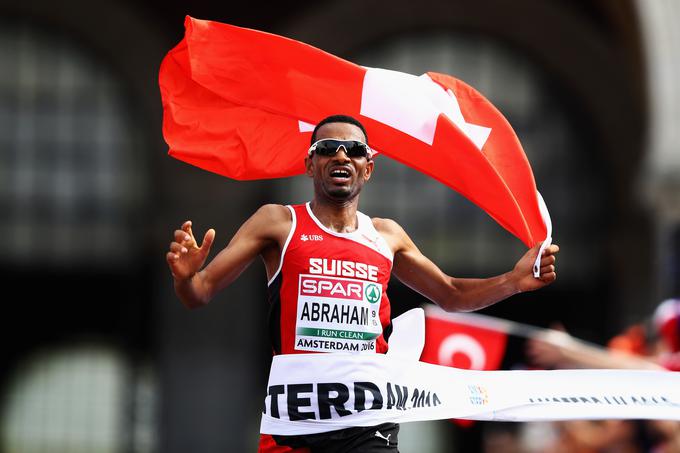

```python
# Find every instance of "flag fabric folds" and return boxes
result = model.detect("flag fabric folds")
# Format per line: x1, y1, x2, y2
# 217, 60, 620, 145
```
159, 16, 549, 248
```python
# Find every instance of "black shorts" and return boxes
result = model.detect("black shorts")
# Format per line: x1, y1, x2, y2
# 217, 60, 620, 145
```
262, 422, 400, 453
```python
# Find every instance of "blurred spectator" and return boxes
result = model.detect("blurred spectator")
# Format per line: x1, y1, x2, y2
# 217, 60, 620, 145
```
526, 299, 680, 371
652, 299, 680, 371
646, 419, 680, 453
525, 324, 663, 371
608, 324, 648, 356
549, 420, 642, 453
523, 298, 680, 453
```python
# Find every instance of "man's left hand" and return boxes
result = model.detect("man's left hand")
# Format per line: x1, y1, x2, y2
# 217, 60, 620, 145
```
514, 243, 559, 292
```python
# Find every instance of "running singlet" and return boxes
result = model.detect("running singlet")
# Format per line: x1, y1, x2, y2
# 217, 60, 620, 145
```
267, 202, 394, 355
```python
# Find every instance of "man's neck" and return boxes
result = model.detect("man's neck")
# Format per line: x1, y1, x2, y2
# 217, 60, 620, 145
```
309, 197, 360, 233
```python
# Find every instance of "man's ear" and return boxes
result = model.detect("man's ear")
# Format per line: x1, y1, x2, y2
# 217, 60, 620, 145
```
304, 155, 314, 177
363, 159, 374, 181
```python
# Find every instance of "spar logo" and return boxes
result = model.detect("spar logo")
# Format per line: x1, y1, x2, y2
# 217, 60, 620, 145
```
364, 284, 381, 304
300, 276, 363, 300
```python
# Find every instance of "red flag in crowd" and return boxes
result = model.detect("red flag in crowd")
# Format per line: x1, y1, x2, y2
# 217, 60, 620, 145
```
420, 305, 508, 371
159, 16, 549, 248
420, 305, 510, 428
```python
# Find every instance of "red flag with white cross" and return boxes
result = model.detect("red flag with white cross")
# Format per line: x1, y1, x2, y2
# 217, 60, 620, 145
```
159, 16, 550, 250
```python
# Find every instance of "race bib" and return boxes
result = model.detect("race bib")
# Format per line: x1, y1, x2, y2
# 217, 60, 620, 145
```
295, 274, 383, 353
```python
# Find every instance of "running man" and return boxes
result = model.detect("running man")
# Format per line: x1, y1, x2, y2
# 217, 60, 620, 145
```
166, 114, 559, 452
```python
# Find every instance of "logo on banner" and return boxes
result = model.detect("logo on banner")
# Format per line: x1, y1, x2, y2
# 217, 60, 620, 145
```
264, 379, 443, 421
528, 394, 674, 406
467, 385, 489, 406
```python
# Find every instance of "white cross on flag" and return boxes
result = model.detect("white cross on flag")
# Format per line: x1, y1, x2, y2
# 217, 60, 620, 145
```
160, 16, 550, 249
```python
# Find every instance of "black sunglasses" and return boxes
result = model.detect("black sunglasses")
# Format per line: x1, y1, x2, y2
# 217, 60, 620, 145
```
308, 139, 372, 159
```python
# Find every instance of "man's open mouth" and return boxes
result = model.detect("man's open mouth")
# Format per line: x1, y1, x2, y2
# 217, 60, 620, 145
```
329, 168, 351, 181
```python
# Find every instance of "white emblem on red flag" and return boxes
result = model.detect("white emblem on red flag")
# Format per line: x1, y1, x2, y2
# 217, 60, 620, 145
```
421, 308, 507, 371
298, 120, 315, 133
360, 67, 491, 149
437, 333, 487, 370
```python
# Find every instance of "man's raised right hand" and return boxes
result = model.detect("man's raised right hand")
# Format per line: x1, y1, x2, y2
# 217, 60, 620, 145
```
166, 220, 216, 282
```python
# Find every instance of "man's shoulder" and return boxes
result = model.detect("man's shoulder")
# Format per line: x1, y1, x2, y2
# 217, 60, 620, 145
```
370, 216, 405, 235
252, 204, 293, 223
246, 204, 294, 242
369, 216, 409, 253
257, 203, 289, 213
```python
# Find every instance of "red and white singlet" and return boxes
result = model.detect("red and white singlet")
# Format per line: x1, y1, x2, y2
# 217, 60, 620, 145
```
267, 202, 394, 355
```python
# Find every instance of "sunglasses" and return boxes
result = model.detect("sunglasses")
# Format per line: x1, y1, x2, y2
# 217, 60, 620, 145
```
308, 139, 372, 159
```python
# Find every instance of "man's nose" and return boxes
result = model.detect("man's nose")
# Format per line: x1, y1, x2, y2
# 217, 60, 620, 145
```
333, 145, 351, 161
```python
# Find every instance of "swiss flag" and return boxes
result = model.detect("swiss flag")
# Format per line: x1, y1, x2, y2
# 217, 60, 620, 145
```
159, 17, 550, 249
420, 305, 507, 371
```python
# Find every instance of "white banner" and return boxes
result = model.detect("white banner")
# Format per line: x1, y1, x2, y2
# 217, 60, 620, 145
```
260, 309, 680, 435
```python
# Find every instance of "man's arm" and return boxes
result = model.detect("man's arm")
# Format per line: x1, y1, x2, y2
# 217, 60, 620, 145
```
526, 331, 664, 370
166, 204, 291, 309
375, 218, 558, 312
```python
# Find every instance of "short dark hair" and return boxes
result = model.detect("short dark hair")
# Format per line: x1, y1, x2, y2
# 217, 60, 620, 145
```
311, 115, 368, 145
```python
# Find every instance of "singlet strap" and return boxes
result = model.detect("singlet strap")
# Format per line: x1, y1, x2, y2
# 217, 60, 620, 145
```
267, 205, 296, 286
304, 202, 393, 262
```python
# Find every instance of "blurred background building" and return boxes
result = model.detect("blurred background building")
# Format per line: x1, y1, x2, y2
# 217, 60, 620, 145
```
0, 0, 678, 451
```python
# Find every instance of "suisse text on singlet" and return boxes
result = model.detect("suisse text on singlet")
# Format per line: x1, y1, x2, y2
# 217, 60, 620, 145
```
308, 258, 380, 282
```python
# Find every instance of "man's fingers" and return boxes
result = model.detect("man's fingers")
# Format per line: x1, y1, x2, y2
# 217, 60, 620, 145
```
174, 229, 192, 244
540, 271, 557, 282
166, 251, 179, 263
200, 229, 216, 251
543, 244, 560, 255
182, 220, 195, 241
170, 242, 188, 254
540, 255, 556, 266
540, 264, 555, 275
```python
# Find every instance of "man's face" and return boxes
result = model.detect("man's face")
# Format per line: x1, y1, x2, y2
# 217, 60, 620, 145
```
305, 122, 374, 203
